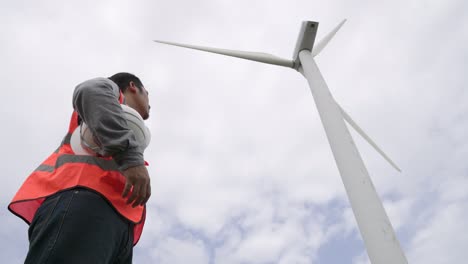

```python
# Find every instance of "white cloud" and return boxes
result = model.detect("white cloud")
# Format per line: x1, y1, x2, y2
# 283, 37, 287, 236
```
213, 198, 326, 263
149, 237, 209, 264
353, 251, 371, 264
408, 202, 468, 264
383, 198, 414, 231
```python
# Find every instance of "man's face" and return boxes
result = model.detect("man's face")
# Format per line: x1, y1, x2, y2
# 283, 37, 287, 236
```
136, 86, 150, 120
125, 82, 150, 120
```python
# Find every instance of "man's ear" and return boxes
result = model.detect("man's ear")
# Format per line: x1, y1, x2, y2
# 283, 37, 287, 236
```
128, 81, 138, 93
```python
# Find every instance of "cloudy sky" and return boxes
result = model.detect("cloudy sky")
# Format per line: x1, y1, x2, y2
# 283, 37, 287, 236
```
1, 0, 467, 263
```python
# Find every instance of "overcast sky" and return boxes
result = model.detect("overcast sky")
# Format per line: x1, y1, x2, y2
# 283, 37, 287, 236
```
1, 0, 467, 263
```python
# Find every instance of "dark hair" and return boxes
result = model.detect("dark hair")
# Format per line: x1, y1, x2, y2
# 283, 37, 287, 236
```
108, 72, 144, 92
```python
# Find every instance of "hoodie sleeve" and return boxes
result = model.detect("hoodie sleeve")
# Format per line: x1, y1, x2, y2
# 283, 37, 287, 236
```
72, 77, 144, 171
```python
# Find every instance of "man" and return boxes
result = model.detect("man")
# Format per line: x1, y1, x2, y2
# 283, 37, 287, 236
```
8, 72, 152, 263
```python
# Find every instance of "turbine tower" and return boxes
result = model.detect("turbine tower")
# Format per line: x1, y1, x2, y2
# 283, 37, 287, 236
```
154, 20, 408, 264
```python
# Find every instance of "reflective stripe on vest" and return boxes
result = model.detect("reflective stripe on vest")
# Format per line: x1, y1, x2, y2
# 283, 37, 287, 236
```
8, 91, 146, 245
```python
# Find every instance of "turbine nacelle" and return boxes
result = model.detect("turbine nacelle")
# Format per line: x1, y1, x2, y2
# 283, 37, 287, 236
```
292, 21, 318, 69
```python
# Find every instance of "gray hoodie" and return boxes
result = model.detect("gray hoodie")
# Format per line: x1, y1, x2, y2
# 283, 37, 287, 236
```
72, 77, 145, 171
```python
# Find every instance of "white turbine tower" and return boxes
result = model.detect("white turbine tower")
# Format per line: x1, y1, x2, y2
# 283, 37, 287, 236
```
154, 20, 408, 264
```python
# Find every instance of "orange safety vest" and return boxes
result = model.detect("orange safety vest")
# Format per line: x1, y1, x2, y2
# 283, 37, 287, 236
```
8, 92, 146, 245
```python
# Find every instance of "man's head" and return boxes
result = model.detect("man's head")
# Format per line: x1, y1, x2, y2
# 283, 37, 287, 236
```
108, 72, 150, 120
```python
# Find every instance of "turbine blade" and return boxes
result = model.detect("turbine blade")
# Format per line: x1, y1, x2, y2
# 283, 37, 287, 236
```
154, 40, 294, 68
312, 19, 347, 57
338, 104, 402, 172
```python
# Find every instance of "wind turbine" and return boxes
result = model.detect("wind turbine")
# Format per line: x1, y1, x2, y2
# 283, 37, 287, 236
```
154, 20, 408, 264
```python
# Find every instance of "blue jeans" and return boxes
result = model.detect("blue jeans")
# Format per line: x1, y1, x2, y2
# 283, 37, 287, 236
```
25, 187, 134, 264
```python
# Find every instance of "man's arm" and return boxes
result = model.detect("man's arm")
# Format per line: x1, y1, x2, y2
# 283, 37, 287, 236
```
72, 77, 150, 207
72, 77, 144, 170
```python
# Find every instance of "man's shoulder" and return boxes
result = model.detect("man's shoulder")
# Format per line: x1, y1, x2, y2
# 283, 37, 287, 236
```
75, 77, 119, 96
82, 77, 117, 88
